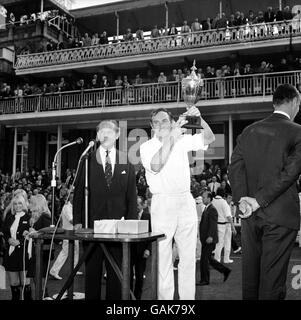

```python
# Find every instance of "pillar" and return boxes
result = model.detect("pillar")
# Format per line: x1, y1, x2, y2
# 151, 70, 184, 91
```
12, 127, 17, 178
56, 125, 62, 179
228, 114, 233, 163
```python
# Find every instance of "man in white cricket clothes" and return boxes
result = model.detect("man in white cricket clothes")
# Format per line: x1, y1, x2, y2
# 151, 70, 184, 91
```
50, 191, 81, 279
140, 106, 215, 300
212, 188, 237, 263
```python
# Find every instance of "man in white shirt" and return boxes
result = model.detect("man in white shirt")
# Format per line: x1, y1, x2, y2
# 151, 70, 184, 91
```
208, 175, 221, 195
212, 188, 236, 263
50, 192, 80, 279
140, 106, 215, 300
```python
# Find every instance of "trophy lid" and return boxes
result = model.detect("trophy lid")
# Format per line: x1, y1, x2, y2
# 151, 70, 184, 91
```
181, 60, 202, 88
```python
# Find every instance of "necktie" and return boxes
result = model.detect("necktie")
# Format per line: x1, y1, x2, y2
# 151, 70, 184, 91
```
104, 150, 113, 188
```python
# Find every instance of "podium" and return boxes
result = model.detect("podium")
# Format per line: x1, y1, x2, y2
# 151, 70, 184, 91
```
30, 230, 164, 300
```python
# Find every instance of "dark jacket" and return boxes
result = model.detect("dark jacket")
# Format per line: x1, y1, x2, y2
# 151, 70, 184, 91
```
199, 203, 218, 244
3, 211, 30, 244
73, 149, 137, 227
229, 113, 301, 230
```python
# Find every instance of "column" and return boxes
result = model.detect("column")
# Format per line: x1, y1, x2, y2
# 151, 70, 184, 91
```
12, 127, 17, 179
228, 114, 233, 163
219, 1, 222, 18
45, 133, 49, 171
115, 11, 119, 40
57, 125, 62, 179
41, 0, 44, 13
279, 0, 282, 11
165, 2, 169, 33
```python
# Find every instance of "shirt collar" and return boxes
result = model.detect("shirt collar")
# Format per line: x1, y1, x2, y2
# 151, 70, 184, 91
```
99, 145, 116, 155
273, 110, 290, 120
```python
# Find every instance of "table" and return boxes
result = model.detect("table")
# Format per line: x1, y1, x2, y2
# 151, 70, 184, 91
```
30, 231, 164, 300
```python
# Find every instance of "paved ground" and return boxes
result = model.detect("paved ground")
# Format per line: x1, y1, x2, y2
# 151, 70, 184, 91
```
1, 243, 301, 300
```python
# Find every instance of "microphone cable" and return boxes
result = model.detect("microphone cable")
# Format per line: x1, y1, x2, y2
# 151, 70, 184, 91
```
41, 151, 85, 300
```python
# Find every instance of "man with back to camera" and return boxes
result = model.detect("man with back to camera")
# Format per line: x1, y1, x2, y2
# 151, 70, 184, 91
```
140, 106, 215, 299
229, 84, 301, 300
73, 120, 137, 300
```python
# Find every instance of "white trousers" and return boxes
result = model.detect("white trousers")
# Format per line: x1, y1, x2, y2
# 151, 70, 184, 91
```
151, 192, 198, 300
214, 223, 232, 262
50, 239, 79, 275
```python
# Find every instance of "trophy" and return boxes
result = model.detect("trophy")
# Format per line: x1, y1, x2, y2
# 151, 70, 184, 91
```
181, 60, 203, 129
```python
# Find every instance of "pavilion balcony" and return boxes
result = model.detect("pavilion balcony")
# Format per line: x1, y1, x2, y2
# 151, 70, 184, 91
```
13, 19, 301, 75
1, 70, 300, 116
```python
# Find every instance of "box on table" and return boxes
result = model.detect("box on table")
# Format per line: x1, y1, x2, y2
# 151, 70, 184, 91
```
94, 220, 118, 234
117, 220, 149, 234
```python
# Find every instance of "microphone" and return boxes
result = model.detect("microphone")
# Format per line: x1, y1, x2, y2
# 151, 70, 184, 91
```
76, 137, 83, 145
80, 140, 95, 159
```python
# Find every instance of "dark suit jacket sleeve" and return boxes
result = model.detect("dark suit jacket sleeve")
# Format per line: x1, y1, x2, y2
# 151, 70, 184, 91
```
255, 132, 301, 208
125, 163, 138, 220
73, 159, 85, 225
208, 208, 218, 239
229, 134, 248, 203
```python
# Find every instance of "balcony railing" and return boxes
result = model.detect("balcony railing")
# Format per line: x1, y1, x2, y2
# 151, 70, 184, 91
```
1, 71, 301, 115
14, 19, 301, 70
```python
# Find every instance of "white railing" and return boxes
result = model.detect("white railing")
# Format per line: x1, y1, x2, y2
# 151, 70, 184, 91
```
1, 71, 301, 114
14, 19, 301, 70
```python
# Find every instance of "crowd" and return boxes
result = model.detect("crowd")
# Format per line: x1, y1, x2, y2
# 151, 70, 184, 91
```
2, 56, 301, 101
41, 5, 299, 52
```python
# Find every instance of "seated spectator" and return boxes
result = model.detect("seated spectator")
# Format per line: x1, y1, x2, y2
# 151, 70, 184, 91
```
48, 83, 57, 94
90, 74, 99, 89
124, 28, 134, 42
191, 18, 202, 32
177, 69, 185, 81
23, 83, 32, 96
99, 31, 109, 45
151, 25, 161, 38
181, 20, 191, 34
83, 33, 92, 47
168, 23, 178, 35
205, 66, 215, 78
264, 6, 275, 23
136, 28, 144, 40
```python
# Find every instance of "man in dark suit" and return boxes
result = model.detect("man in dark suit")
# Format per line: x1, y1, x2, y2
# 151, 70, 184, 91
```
198, 190, 231, 286
130, 196, 151, 299
73, 120, 137, 300
229, 84, 301, 300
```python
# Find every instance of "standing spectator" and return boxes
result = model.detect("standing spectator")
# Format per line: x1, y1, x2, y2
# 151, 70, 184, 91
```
26, 194, 53, 299
191, 18, 202, 32
124, 28, 134, 42
181, 20, 191, 34
198, 190, 231, 286
91, 33, 100, 45
247, 10, 257, 24
208, 175, 221, 195
100, 75, 110, 88
2, 195, 31, 300
151, 25, 161, 38
50, 191, 81, 280
136, 28, 144, 40
99, 31, 109, 44
275, 7, 284, 21
283, 6, 293, 21
9, 13, 16, 25
83, 33, 92, 47
264, 7, 275, 23
130, 196, 151, 299
212, 188, 236, 263
168, 23, 178, 35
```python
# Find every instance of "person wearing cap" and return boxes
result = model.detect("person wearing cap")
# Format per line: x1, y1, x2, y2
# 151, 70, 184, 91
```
140, 107, 215, 300
73, 120, 137, 300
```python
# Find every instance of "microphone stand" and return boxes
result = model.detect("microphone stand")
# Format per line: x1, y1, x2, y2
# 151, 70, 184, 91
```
75, 149, 94, 234
41, 139, 82, 234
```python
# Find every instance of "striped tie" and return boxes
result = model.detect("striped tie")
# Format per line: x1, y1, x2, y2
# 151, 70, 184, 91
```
104, 150, 112, 187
